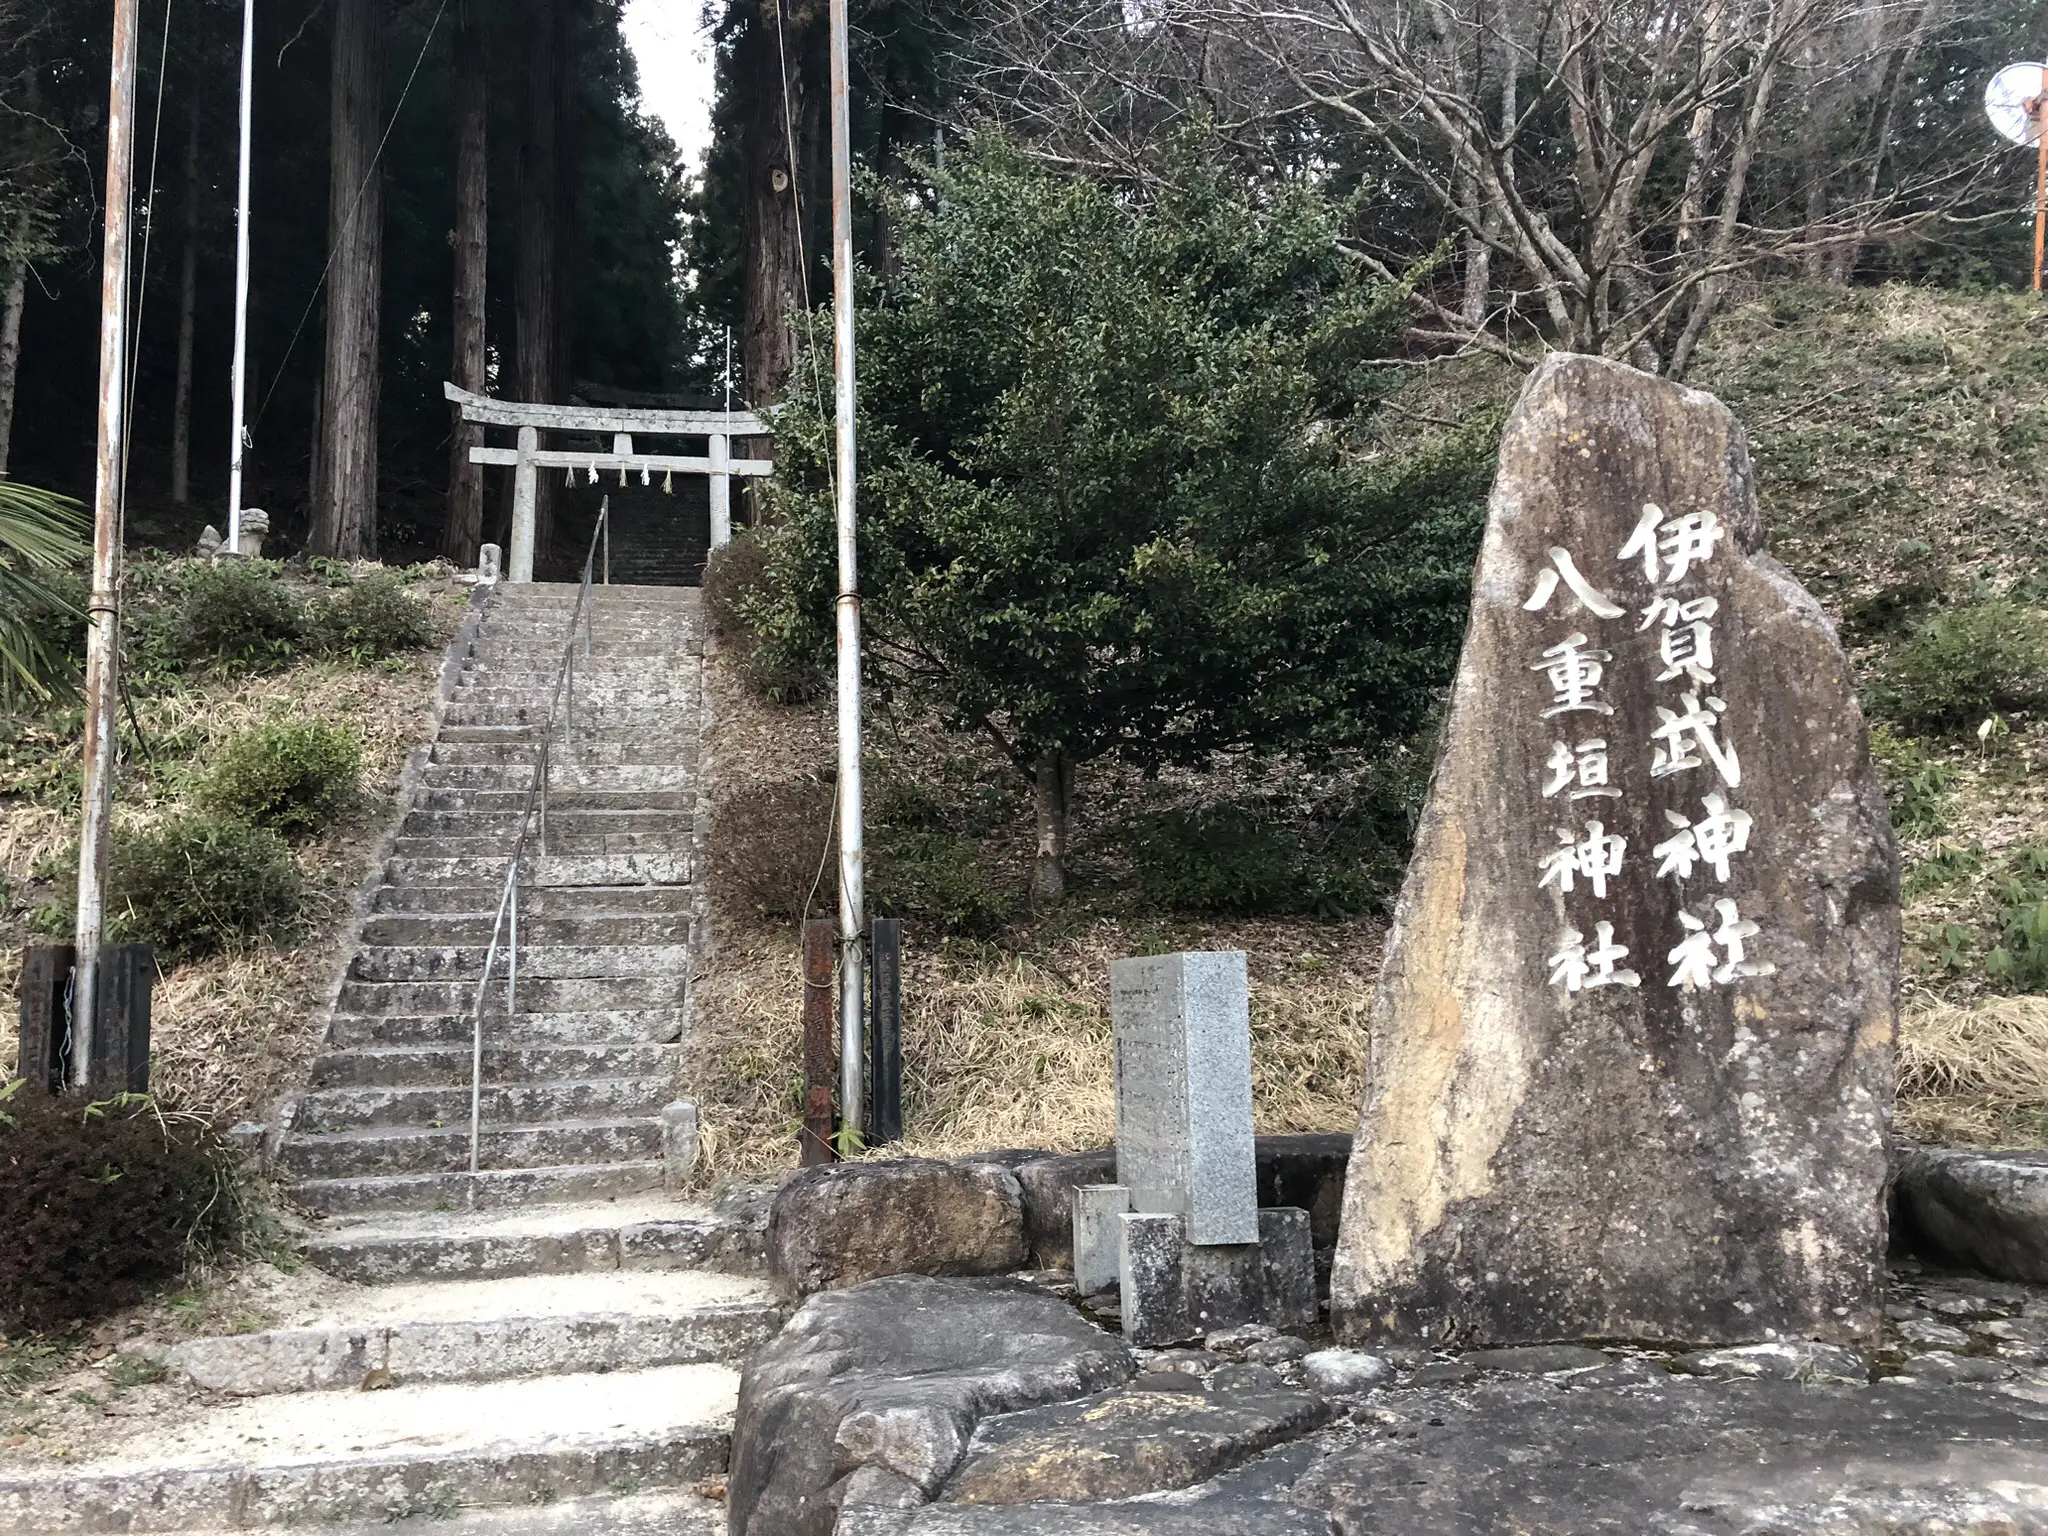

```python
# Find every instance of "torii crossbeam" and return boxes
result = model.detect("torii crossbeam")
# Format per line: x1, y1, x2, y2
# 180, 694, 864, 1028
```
446, 383, 773, 582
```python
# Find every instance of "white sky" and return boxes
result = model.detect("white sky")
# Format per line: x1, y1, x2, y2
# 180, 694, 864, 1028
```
623, 0, 718, 175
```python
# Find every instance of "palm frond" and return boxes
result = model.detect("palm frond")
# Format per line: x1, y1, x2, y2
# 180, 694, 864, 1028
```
0, 478, 90, 705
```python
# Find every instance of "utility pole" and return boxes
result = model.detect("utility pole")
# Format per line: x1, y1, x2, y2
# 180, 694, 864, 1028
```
227, 0, 255, 550
74, 0, 143, 1089
828, 0, 866, 1144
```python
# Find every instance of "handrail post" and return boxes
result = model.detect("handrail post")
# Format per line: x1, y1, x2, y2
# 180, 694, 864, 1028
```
508, 870, 519, 1020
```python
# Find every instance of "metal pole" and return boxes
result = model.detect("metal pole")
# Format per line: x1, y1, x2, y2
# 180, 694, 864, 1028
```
73, 0, 143, 1091
829, 0, 866, 1143
226, 0, 254, 550
2034, 88, 2047, 293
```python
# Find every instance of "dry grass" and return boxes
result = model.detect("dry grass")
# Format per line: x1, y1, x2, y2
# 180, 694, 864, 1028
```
1897, 995, 2048, 1148
695, 639, 1378, 1178
0, 569, 461, 1118
691, 914, 1375, 1181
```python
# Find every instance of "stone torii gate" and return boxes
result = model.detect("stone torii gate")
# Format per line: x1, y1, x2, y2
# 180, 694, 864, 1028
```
446, 383, 773, 582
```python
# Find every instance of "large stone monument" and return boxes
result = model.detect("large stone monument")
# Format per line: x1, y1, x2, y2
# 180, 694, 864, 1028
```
1331, 354, 1897, 1349
1074, 951, 1315, 1346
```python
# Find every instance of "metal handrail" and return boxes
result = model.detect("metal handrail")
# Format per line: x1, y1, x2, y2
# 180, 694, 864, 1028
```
466, 497, 613, 1181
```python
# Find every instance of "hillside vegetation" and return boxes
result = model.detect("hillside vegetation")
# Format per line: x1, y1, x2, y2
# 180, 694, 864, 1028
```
0, 560, 461, 1118
696, 281, 2048, 1172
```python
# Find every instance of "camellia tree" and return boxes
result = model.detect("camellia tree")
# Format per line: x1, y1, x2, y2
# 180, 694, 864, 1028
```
749, 135, 1492, 901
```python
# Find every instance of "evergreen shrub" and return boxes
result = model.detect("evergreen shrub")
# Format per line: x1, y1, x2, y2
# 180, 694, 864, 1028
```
0, 1082, 240, 1334
711, 780, 836, 919
198, 721, 361, 835
1867, 599, 2048, 734
309, 570, 439, 661
40, 814, 305, 961
157, 561, 304, 672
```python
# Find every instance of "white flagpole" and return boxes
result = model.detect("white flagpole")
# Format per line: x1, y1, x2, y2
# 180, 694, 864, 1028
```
828, 0, 865, 1142
226, 0, 255, 551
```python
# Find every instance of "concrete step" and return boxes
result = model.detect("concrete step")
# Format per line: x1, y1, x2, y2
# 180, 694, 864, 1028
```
427, 740, 699, 767
392, 831, 689, 858
360, 912, 693, 946
333, 976, 686, 1020
294, 1078, 675, 1133
0, 1363, 736, 1532
276, 1115, 663, 1180
296, 1195, 769, 1284
419, 763, 696, 791
163, 1270, 779, 1395
310, 1043, 677, 1089
325, 1008, 685, 1049
179, 1487, 724, 1536
347, 942, 694, 984
417, 788, 696, 814
292, 1159, 668, 1218
441, 706, 696, 729
401, 806, 694, 832
382, 852, 693, 886
371, 884, 694, 916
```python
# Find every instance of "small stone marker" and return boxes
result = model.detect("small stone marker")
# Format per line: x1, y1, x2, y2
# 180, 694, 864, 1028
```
1110, 951, 1259, 1245
1330, 354, 1897, 1350
1073, 951, 1315, 1345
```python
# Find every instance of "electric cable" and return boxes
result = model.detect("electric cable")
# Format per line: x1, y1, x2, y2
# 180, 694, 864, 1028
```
249, 0, 451, 431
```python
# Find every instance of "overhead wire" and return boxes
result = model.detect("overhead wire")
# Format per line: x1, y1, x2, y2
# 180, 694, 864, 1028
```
249, 0, 452, 432
118, 0, 176, 542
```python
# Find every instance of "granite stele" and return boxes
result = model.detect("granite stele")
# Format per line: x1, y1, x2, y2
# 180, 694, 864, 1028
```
1331, 353, 1899, 1350
1074, 951, 1315, 1346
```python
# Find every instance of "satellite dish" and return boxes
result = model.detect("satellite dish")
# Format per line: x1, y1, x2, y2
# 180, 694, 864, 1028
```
1986, 62, 2048, 145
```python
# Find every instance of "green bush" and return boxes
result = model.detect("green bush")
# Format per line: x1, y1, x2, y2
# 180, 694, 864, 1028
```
39, 813, 304, 962
309, 570, 438, 661
870, 829, 1012, 935
0, 1082, 240, 1334
198, 721, 361, 835
1868, 725, 1954, 837
1866, 600, 2048, 735
1130, 803, 1404, 919
710, 780, 837, 920
1988, 846, 2048, 994
2, 568, 88, 707
155, 560, 305, 672
701, 530, 768, 639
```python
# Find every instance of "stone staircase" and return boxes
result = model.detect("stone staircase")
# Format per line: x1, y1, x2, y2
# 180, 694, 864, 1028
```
0, 583, 775, 1535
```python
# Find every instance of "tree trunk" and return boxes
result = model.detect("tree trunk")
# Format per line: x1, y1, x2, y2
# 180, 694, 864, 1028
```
513, 0, 561, 567
311, 0, 384, 560
170, 102, 199, 505
443, 0, 488, 565
738, 0, 818, 408
0, 233, 26, 481
1030, 752, 1073, 906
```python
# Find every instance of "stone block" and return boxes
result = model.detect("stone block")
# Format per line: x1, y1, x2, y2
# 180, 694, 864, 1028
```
1073, 1183, 1131, 1298
940, 1384, 1333, 1506
1332, 353, 1896, 1350
1895, 1146, 2048, 1284
1010, 1148, 1116, 1267
660, 1098, 699, 1191
727, 1275, 1132, 1536
1254, 1133, 1351, 1260
1111, 951, 1259, 1245
767, 1157, 1028, 1299
1118, 1208, 1316, 1348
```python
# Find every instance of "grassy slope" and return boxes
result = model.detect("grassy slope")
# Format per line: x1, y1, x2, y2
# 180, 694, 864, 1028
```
696, 280, 2048, 1171
1693, 284, 2048, 1146
0, 562, 462, 1120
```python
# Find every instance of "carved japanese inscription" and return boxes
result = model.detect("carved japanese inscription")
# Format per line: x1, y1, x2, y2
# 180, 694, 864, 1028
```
1330, 354, 1899, 1350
